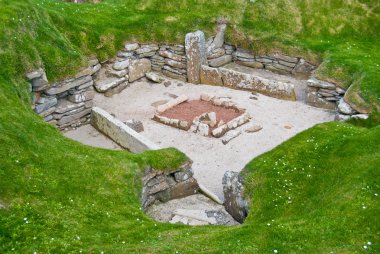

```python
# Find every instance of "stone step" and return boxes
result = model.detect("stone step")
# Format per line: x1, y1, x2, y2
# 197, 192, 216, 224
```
169, 209, 234, 226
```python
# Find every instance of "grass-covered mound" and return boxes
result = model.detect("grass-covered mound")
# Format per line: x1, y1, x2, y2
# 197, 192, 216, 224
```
0, 0, 379, 253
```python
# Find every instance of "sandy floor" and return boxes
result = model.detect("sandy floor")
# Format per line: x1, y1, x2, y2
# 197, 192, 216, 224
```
73, 73, 333, 200
65, 124, 122, 150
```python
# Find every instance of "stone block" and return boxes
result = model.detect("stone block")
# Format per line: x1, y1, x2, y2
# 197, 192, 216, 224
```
128, 59, 152, 82
200, 65, 223, 86
208, 55, 232, 68
91, 107, 160, 153
185, 30, 207, 84
223, 171, 249, 223
219, 68, 296, 101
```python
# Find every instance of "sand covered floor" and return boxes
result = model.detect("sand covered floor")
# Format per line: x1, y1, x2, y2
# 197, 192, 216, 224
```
65, 76, 334, 200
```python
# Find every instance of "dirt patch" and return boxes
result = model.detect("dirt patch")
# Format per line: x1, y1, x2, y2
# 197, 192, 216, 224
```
159, 100, 243, 127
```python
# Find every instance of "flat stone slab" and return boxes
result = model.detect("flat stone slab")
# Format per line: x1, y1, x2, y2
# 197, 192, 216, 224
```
94, 77, 126, 93
91, 107, 160, 153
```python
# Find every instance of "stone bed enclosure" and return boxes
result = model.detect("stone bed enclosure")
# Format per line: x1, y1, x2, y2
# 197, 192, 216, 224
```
25, 23, 368, 224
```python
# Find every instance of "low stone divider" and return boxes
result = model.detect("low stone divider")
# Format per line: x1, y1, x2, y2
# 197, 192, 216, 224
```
91, 107, 160, 153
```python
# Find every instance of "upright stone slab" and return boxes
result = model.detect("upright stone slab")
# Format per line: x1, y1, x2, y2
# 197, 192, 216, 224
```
185, 31, 207, 84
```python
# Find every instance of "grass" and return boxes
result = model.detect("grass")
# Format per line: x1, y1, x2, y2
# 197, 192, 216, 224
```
0, 0, 379, 253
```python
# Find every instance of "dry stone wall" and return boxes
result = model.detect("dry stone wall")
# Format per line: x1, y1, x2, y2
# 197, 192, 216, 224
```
142, 160, 199, 209
27, 24, 368, 129
27, 59, 100, 130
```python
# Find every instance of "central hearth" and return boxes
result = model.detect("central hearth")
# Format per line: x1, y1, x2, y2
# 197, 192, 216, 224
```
153, 94, 251, 144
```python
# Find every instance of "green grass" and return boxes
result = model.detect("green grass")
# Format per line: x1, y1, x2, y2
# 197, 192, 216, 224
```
0, 0, 379, 253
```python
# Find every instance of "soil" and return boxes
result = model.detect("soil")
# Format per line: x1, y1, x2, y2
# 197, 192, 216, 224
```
159, 100, 243, 129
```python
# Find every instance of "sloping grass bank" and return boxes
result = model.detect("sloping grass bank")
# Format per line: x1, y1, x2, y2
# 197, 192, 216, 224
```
0, 0, 379, 253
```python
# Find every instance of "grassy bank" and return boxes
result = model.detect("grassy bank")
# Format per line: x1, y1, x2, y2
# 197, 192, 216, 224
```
0, 0, 379, 253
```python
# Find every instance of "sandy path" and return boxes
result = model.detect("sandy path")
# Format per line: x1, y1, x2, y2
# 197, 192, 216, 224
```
87, 78, 334, 200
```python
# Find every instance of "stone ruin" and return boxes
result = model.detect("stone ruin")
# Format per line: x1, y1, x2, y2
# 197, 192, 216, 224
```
25, 20, 370, 226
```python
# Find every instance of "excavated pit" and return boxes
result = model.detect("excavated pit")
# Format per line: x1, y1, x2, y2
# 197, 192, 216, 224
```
65, 75, 334, 202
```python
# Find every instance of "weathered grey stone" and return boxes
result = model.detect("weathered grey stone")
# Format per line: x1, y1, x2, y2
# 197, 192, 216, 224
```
324, 97, 340, 102
77, 80, 94, 90
255, 57, 274, 64
245, 125, 263, 133
54, 106, 85, 120
170, 209, 234, 226
200, 65, 223, 86
57, 108, 91, 126
200, 112, 217, 127
125, 119, 144, 133
269, 53, 298, 63
68, 89, 95, 103
319, 88, 339, 96
185, 30, 207, 84
207, 23, 227, 53
222, 171, 248, 223
293, 59, 315, 76
34, 96, 57, 114
233, 49, 255, 61
156, 95, 189, 113
174, 168, 194, 182
209, 55, 233, 68
104, 81, 129, 97
28, 69, 49, 92
55, 99, 85, 114
128, 59, 152, 82
146, 72, 163, 83
38, 106, 56, 118
351, 114, 369, 120
94, 77, 127, 93
337, 98, 356, 115
151, 65, 163, 72
124, 43, 139, 51
335, 114, 351, 122
165, 59, 186, 69
113, 59, 131, 71
222, 130, 241, 145
159, 50, 185, 62
306, 92, 336, 110
151, 55, 165, 63
336, 87, 346, 95
107, 69, 128, 78
91, 107, 160, 153
76, 63, 101, 78
45, 75, 92, 95
226, 113, 251, 130
26, 68, 44, 80
197, 123, 209, 136
219, 68, 296, 101
278, 60, 297, 68
235, 60, 264, 69
212, 124, 229, 138
307, 78, 336, 90
162, 68, 187, 82
117, 51, 134, 59
163, 65, 186, 75
207, 48, 226, 59
156, 178, 199, 202
135, 44, 159, 57
43, 115, 54, 122
265, 63, 294, 73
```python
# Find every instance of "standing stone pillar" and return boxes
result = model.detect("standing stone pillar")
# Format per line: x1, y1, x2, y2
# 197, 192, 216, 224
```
185, 31, 207, 84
